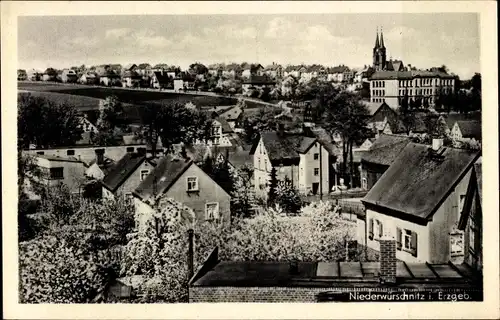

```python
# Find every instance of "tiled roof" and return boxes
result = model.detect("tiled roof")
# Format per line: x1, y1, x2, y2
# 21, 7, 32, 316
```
133, 156, 193, 202
361, 134, 411, 166
370, 70, 455, 80
307, 127, 339, 156
456, 120, 482, 139
441, 112, 481, 129
222, 150, 253, 168
218, 106, 243, 121
363, 143, 480, 221
153, 71, 172, 85
328, 66, 350, 74
88, 157, 116, 175
215, 117, 233, 134
102, 153, 148, 193
256, 132, 303, 162
361, 101, 385, 116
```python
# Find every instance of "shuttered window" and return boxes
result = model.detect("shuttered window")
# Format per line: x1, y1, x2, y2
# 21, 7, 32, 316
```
368, 219, 374, 240
396, 227, 402, 250
398, 227, 418, 257
378, 221, 384, 238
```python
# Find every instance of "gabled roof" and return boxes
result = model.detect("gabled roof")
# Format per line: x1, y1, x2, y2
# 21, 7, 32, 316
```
474, 161, 482, 205
458, 160, 482, 230
361, 134, 411, 166
362, 143, 480, 222
329, 66, 350, 74
219, 150, 253, 168
102, 153, 148, 193
133, 156, 193, 202
218, 106, 243, 121
88, 157, 116, 176
456, 120, 482, 139
370, 70, 455, 80
361, 101, 387, 116
242, 75, 276, 85
441, 112, 481, 130
214, 117, 233, 134
306, 127, 339, 156
252, 132, 323, 164
152, 71, 172, 85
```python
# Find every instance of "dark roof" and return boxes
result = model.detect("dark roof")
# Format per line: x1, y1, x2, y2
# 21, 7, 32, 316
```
458, 160, 482, 229
191, 259, 479, 289
363, 143, 480, 222
456, 120, 482, 139
361, 101, 390, 116
88, 157, 116, 175
242, 75, 276, 85
255, 132, 303, 162
102, 153, 148, 193
474, 162, 482, 204
441, 112, 481, 129
122, 70, 141, 78
153, 71, 172, 85
221, 150, 253, 168
216, 117, 233, 134
329, 66, 349, 74
361, 134, 411, 166
133, 156, 193, 202
304, 126, 339, 156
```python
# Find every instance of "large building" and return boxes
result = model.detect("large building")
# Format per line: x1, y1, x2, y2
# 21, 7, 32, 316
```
369, 28, 456, 109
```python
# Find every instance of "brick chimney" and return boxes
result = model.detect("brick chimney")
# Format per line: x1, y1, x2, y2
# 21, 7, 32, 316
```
94, 148, 105, 165
379, 235, 397, 284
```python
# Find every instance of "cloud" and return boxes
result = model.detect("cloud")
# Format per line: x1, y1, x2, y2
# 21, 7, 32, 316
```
105, 28, 133, 39
265, 17, 293, 39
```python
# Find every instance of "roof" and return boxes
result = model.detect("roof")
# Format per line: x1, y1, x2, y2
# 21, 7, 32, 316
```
37, 154, 83, 163
306, 127, 339, 156
102, 153, 148, 193
221, 150, 253, 168
133, 156, 193, 202
253, 132, 303, 163
88, 157, 116, 175
152, 71, 172, 85
441, 112, 481, 129
218, 106, 243, 121
215, 117, 233, 134
456, 120, 482, 139
474, 162, 482, 204
360, 101, 389, 116
370, 70, 455, 80
361, 134, 411, 166
185, 144, 212, 163
362, 143, 480, 222
242, 75, 276, 85
191, 259, 479, 289
328, 66, 350, 74
458, 160, 482, 229
122, 70, 141, 78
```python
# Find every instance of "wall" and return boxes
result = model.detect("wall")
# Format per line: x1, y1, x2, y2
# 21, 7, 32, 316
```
361, 162, 388, 190
463, 188, 482, 271
365, 209, 430, 263
85, 163, 105, 180
116, 160, 154, 197
253, 138, 272, 196
25, 145, 147, 166
37, 158, 87, 194
164, 164, 231, 224
428, 169, 471, 264
298, 142, 330, 195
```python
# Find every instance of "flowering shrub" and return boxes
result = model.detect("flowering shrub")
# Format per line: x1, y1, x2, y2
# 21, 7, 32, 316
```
19, 236, 114, 303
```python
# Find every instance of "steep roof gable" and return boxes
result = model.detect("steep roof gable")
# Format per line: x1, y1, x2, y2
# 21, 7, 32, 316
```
361, 134, 411, 166
363, 143, 480, 222
102, 153, 149, 193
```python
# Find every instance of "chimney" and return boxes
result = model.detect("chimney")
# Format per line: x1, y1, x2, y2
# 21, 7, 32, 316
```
95, 148, 105, 165
187, 229, 194, 280
432, 138, 443, 151
379, 235, 397, 285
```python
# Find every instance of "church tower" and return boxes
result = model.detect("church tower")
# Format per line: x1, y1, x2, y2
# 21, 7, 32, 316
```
373, 27, 387, 71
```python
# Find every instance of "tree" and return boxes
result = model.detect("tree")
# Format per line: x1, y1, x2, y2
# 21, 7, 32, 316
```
231, 164, 255, 218
398, 89, 415, 135
267, 166, 279, 207
324, 91, 370, 184
138, 102, 209, 155
94, 95, 127, 146
275, 177, 302, 215
18, 94, 84, 149
189, 63, 208, 75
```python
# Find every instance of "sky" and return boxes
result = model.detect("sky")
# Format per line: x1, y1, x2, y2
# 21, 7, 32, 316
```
18, 13, 480, 79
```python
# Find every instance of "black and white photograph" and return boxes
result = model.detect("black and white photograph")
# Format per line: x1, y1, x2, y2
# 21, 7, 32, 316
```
2, 1, 498, 318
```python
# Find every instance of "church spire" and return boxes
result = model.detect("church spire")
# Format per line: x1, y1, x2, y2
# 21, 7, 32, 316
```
380, 27, 385, 48
375, 27, 380, 48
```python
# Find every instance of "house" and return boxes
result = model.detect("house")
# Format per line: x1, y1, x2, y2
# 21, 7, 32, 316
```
264, 63, 284, 79
99, 70, 121, 86
242, 75, 276, 95
360, 134, 411, 190
42, 71, 57, 82
27, 69, 42, 81
215, 149, 253, 171
450, 120, 482, 142
217, 105, 243, 129
250, 130, 333, 197
360, 139, 480, 264
18, 69, 28, 81
35, 155, 87, 194
441, 112, 481, 133
174, 74, 196, 91
102, 150, 156, 200
458, 159, 482, 271
189, 244, 482, 302
151, 71, 173, 89
197, 115, 235, 147
78, 115, 98, 134
121, 70, 142, 88
60, 69, 78, 83
222, 63, 242, 79
327, 66, 352, 83
242, 63, 264, 78
132, 155, 231, 224
79, 72, 99, 85
361, 101, 399, 136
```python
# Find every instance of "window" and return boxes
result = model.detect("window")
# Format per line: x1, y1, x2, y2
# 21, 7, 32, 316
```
140, 169, 150, 181
126, 147, 135, 153
186, 177, 199, 191
66, 150, 75, 156
37, 151, 44, 155
314, 168, 319, 176
49, 167, 64, 180
397, 228, 418, 257
368, 218, 374, 240
205, 202, 220, 221
258, 159, 261, 170
314, 153, 319, 160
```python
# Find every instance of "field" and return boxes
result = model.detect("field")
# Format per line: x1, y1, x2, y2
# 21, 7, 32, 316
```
18, 82, 281, 124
